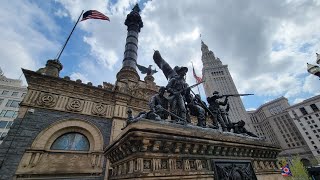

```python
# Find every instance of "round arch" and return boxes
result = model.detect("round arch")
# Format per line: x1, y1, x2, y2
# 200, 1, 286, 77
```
301, 158, 311, 167
31, 119, 104, 152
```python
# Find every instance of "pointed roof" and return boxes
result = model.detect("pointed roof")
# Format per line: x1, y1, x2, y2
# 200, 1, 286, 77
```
201, 40, 208, 52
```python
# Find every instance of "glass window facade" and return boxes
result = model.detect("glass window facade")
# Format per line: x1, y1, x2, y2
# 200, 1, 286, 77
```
1, 90, 9, 95
11, 92, 18, 97
5, 100, 20, 108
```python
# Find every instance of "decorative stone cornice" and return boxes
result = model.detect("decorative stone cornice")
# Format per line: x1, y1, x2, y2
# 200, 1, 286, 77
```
105, 120, 282, 179
21, 69, 156, 118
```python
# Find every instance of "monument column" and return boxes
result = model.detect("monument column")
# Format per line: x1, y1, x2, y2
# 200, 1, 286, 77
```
116, 4, 143, 82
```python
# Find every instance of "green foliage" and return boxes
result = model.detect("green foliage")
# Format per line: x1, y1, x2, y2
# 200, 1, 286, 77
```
277, 156, 311, 180
278, 157, 288, 167
288, 156, 311, 180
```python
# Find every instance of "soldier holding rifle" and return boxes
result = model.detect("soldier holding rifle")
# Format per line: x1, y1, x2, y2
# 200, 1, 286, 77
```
149, 86, 169, 120
186, 94, 207, 127
207, 91, 229, 131
207, 91, 254, 131
166, 66, 189, 124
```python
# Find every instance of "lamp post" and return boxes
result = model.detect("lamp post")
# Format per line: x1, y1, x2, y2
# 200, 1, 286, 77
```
307, 53, 320, 78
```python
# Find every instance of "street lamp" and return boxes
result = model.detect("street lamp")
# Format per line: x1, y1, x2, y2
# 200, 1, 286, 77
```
307, 53, 320, 78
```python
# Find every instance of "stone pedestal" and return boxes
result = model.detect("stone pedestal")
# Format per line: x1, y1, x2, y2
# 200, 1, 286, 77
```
105, 120, 284, 180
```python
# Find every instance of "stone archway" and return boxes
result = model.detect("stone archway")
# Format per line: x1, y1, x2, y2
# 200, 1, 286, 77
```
31, 119, 104, 151
15, 119, 105, 179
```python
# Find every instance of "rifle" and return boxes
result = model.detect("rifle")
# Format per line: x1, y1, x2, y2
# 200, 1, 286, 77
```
156, 105, 187, 124
220, 93, 254, 98
167, 80, 205, 102
189, 89, 216, 119
171, 80, 205, 95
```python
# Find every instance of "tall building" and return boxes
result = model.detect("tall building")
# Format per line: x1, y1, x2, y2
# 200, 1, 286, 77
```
248, 97, 316, 165
201, 41, 250, 126
287, 95, 320, 164
0, 69, 27, 144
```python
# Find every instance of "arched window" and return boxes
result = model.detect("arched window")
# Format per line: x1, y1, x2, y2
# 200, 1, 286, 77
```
51, 132, 90, 151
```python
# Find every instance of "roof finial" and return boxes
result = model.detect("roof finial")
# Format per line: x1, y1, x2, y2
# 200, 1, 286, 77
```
132, 3, 140, 12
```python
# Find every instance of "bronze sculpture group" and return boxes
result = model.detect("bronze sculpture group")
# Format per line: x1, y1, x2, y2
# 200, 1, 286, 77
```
130, 50, 257, 137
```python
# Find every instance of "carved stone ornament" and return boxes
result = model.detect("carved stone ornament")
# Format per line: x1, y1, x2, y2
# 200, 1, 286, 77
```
66, 98, 84, 112
213, 161, 257, 180
92, 103, 107, 116
36, 93, 57, 107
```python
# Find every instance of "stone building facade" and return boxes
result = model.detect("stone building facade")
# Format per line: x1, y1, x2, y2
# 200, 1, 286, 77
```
0, 5, 158, 179
247, 97, 316, 165
201, 41, 251, 128
287, 95, 320, 164
0, 70, 27, 144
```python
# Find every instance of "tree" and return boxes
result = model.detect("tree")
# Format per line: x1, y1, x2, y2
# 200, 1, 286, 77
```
289, 156, 311, 180
278, 156, 311, 180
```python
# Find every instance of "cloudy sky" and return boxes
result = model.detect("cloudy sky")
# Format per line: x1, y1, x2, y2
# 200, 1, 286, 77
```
1, 0, 320, 110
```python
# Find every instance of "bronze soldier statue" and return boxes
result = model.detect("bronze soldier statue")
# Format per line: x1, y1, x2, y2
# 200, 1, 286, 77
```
233, 120, 258, 137
186, 94, 206, 127
153, 50, 203, 124
207, 91, 229, 131
221, 103, 232, 131
166, 66, 189, 124
149, 87, 169, 119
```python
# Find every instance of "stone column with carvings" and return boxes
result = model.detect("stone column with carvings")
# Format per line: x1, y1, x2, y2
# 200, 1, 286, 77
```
116, 4, 143, 82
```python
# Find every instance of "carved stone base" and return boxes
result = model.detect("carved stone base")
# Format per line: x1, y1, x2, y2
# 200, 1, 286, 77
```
104, 119, 283, 179
116, 67, 140, 82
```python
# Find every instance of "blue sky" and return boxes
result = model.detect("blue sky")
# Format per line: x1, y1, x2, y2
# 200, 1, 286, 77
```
1, 0, 320, 110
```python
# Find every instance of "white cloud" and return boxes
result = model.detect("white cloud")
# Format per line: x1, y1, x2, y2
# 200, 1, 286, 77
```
0, 1, 59, 81
54, 0, 109, 21
303, 74, 320, 95
246, 108, 256, 111
3, 0, 320, 109
293, 98, 305, 104
83, 37, 119, 69
70, 72, 90, 83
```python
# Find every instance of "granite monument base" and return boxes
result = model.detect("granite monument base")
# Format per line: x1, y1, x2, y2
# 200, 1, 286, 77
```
105, 119, 284, 180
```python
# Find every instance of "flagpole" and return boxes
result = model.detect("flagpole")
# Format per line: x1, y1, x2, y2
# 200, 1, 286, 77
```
56, 10, 84, 61
191, 62, 201, 96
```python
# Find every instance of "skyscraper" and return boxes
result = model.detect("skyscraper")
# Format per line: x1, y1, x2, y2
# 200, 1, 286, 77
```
287, 95, 320, 164
0, 69, 27, 144
247, 96, 317, 165
201, 41, 250, 126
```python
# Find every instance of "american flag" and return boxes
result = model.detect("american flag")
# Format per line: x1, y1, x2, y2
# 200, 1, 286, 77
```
81, 10, 110, 21
281, 164, 292, 176
193, 67, 202, 83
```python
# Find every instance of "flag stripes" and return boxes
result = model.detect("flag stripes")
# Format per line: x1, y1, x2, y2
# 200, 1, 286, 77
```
193, 67, 203, 83
81, 10, 110, 21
